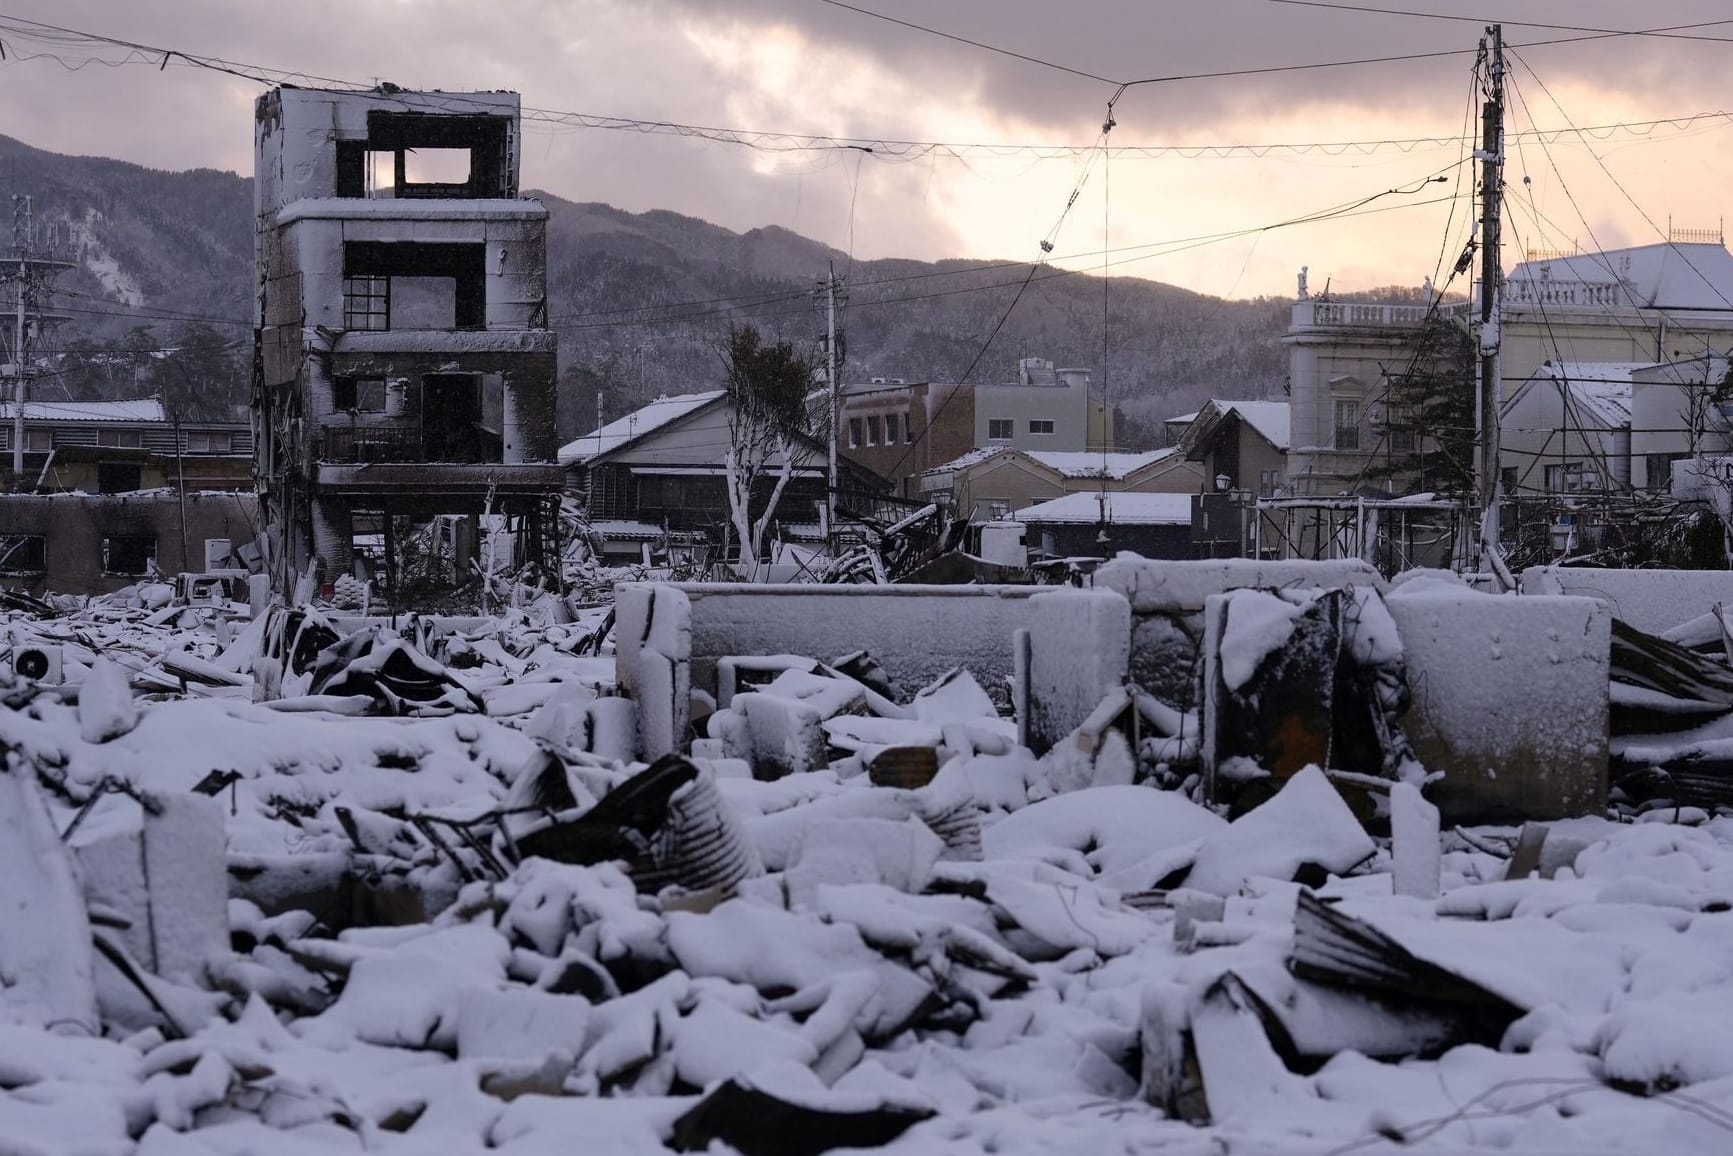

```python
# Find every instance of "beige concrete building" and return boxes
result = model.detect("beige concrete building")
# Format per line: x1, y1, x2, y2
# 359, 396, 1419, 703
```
1285, 242, 1733, 498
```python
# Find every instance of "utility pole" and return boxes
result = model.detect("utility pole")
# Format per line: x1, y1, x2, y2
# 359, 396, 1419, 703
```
815, 263, 845, 538
1475, 25, 1507, 581
10, 195, 28, 485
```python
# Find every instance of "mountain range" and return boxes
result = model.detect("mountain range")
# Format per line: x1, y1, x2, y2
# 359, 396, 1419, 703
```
1, 131, 1310, 446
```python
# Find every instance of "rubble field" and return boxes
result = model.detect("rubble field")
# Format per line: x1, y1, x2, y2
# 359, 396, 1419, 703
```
4, 572, 1733, 1156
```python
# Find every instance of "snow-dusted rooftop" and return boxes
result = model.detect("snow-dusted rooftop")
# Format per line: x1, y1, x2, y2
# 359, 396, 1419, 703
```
1214, 400, 1291, 450
921, 445, 1179, 480
0, 399, 166, 423
1508, 241, 1733, 312
558, 391, 724, 466
1029, 448, 1179, 479
1013, 490, 1193, 525
1514, 362, 1649, 427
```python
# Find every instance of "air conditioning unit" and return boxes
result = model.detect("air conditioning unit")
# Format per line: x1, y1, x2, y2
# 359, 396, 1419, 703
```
13, 643, 64, 684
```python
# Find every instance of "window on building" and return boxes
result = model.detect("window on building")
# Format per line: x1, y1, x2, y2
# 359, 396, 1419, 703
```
988, 418, 1013, 440
1500, 466, 1519, 495
23, 428, 51, 452
102, 535, 156, 576
1646, 452, 1688, 492
97, 428, 143, 449
186, 431, 233, 454
848, 418, 863, 448
982, 498, 1012, 520
905, 411, 914, 443
0, 534, 46, 575
1029, 419, 1056, 435
1544, 461, 1592, 492
333, 376, 388, 413
1258, 469, 1285, 497
1334, 399, 1361, 450
342, 241, 486, 331
885, 413, 900, 445
343, 275, 390, 330
867, 415, 881, 446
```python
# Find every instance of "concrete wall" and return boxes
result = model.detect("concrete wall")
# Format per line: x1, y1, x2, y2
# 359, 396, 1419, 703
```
0, 491, 260, 597
1388, 587, 1610, 823
1023, 588, 1131, 751
1522, 565, 1733, 635
1096, 555, 1386, 708
672, 583, 1040, 702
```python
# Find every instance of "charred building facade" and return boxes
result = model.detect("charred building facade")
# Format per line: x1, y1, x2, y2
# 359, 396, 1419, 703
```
253, 87, 560, 592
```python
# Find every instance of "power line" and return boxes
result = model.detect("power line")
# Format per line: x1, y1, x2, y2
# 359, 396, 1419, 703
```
814, 0, 1115, 84
5, 11, 1733, 163
1263, 1, 1733, 42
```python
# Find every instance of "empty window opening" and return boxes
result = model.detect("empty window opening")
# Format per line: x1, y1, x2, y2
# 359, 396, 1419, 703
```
342, 242, 485, 330
0, 534, 46, 575
96, 462, 143, 494
333, 376, 388, 413
334, 111, 512, 199
423, 374, 485, 463
103, 535, 156, 576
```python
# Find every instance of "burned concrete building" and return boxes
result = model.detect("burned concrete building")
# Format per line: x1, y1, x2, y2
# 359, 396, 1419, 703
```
253, 87, 560, 594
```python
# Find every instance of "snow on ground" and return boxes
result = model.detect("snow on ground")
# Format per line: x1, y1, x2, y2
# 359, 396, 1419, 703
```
4, 587, 1733, 1154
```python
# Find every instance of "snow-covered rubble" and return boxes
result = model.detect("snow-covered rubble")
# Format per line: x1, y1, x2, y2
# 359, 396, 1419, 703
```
5, 574, 1733, 1154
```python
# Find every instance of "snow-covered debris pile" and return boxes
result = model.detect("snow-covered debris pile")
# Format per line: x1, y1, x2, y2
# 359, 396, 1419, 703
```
10, 566, 1733, 1153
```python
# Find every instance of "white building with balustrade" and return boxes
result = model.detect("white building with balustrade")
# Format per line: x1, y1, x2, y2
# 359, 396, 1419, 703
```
1284, 241, 1733, 497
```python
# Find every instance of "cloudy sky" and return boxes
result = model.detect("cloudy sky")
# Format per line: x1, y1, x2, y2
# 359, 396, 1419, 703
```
3, 0, 1732, 299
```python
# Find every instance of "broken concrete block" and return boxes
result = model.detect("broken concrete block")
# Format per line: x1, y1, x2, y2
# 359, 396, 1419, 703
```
1185, 766, 1374, 896
1390, 782, 1441, 900
1022, 588, 1131, 754
786, 817, 943, 909
587, 696, 639, 763
671, 999, 819, 1088
78, 657, 139, 744
0, 769, 98, 1034
734, 692, 828, 780
456, 987, 588, 1063
1388, 588, 1609, 823
143, 792, 230, 986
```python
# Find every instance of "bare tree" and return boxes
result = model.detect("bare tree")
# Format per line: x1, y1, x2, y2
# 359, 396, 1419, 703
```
721, 326, 816, 578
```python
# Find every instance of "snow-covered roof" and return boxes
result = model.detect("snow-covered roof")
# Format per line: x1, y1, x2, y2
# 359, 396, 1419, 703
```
0, 399, 166, 423
1012, 490, 1193, 525
1027, 448, 1179, 479
1507, 242, 1733, 312
558, 391, 724, 466
1215, 400, 1291, 450
1518, 362, 1646, 426
921, 446, 1008, 476
921, 445, 1180, 480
